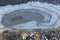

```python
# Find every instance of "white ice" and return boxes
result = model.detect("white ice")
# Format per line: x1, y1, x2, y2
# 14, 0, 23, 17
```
0, 1, 60, 29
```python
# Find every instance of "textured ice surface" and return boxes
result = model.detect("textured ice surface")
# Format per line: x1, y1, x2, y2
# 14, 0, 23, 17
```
0, 1, 60, 29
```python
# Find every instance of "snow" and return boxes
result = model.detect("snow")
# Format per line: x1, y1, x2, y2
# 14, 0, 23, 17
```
0, 1, 60, 29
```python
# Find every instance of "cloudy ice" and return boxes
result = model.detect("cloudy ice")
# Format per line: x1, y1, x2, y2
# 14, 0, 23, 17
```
0, 1, 60, 29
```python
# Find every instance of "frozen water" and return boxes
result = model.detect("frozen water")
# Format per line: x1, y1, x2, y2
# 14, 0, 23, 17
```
0, 1, 60, 29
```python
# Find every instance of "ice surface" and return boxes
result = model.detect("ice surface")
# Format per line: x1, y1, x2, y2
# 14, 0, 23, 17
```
0, 1, 60, 29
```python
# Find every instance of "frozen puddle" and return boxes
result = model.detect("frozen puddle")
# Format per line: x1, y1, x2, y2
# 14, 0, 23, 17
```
0, 1, 60, 29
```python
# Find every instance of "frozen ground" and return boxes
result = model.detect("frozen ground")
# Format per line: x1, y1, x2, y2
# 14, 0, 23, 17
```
0, 1, 60, 29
